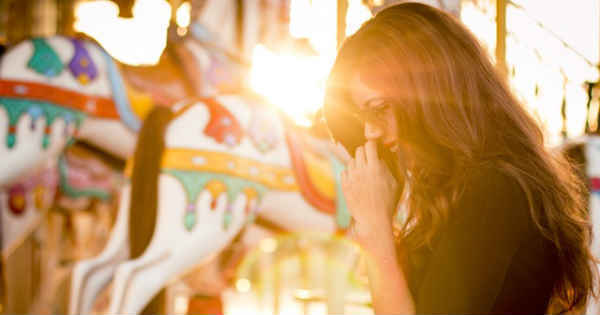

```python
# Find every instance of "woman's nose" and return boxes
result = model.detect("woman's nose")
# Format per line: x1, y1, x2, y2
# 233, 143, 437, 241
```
364, 122, 383, 140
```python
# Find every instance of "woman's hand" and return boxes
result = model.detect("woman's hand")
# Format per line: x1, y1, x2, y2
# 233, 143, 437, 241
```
341, 140, 400, 245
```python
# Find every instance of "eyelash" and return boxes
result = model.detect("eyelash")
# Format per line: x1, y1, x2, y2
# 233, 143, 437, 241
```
360, 105, 388, 123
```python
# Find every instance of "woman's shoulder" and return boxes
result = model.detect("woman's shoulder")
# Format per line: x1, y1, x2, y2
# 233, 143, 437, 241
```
451, 165, 534, 232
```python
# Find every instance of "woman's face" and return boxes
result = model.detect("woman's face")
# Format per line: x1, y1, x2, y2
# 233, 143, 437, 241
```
349, 74, 400, 153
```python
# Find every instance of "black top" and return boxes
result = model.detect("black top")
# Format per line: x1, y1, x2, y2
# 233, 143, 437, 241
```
404, 167, 560, 314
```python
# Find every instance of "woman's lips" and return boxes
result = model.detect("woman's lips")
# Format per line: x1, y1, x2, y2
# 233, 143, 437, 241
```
384, 141, 400, 152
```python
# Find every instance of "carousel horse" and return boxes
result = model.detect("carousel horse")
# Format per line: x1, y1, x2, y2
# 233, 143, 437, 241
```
98, 95, 346, 314
69, 96, 348, 315
0, 35, 153, 313
70, 1, 352, 313
0, 35, 153, 257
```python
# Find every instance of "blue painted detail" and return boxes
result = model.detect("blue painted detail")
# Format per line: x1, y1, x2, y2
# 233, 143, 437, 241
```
101, 49, 141, 131
28, 106, 43, 129
331, 156, 351, 229
27, 106, 43, 120
190, 22, 213, 43
63, 112, 74, 124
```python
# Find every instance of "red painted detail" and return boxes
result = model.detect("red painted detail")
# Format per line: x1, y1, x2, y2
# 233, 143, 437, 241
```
9, 125, 67, 135
210, 198, 218, 210
285, 131, 336, 215
0, 79, 119, 119
8, 184, 27, 216
202, 98, 243, 147
591, 177, 600, 192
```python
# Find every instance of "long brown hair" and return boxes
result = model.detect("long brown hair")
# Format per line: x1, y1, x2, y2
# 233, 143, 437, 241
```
324, 3, 596, 311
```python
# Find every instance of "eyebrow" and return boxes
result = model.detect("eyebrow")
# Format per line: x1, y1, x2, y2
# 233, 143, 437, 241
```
362, 97, 388, 109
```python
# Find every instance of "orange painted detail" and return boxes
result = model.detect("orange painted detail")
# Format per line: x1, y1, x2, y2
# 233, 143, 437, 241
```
285, 132, 336, 215
206, 180, 227, 210
0, 79, 119, 119
202, 98, 243, 147
34, 186, 46, 210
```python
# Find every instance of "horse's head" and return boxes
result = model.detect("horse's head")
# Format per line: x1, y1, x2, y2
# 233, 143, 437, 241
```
0, 36, 152, 185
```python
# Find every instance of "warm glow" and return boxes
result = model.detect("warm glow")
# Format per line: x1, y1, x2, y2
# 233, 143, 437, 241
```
250, 45, 332, 127
252, 0, 371, 126
346, 0, 372, 36
176, 2, 191, 29
235, 278, 251, 293
74, 0, 171, 66
461, 0, 599, 145
460, 1, 496, 59
259, 238, 277, 253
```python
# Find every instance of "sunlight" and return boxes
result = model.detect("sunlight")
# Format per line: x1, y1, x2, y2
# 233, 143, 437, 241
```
251, 0, 371, 126
176, 2, 191, 28
250, 45, 331, 127
74, 0, 171, 66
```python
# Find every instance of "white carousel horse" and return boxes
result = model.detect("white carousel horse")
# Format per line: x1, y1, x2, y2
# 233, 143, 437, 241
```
0, 35, 153, 314
0, 35, 152, 259
70, 1, 350, 313
70, 95, 348, 314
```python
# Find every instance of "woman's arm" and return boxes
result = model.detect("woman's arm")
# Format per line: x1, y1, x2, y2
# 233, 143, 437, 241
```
358, 220, 415, 315
342, 140, 414, 314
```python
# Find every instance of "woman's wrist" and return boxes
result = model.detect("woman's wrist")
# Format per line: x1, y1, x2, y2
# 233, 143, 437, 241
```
353, 214, 395, 250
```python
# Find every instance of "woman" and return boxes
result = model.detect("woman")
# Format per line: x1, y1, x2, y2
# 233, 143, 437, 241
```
324, 3, 596, 314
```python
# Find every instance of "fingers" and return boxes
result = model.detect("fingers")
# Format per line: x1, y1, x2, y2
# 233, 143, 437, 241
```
355, 145, 366, 168
365, 140, 379, 165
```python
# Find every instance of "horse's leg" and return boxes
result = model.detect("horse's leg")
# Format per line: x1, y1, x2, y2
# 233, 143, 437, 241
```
68, 184, 131, 315
108, 175, 248, 314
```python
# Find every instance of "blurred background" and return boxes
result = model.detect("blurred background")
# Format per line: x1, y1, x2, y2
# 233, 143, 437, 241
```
0, 1, 598, 315
1, 0, 597, 140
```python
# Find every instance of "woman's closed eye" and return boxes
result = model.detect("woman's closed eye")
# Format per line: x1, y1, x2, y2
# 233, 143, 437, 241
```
360, 104, 390, 125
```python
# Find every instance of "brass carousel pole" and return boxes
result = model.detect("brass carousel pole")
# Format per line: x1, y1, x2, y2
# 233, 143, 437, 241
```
337, 0, 348, 50
496, 0, 508, 77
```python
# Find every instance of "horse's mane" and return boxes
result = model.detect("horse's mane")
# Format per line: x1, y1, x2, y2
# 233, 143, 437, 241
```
128, 105, 173, 313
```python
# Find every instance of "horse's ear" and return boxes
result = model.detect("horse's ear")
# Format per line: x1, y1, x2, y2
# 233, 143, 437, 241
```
128, 106, 173, 259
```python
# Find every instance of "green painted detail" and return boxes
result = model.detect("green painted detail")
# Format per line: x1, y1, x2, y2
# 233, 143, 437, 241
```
331, 156, 351, 229
28, 38, 64, 77
224, 211, 232, 229
0, 98, 86, 149
184, 212, 197, 231
0, 98, 85, 127
163, 169, 267, 204
163, 169, 267, 231
42, 136, 50, 149
6, 134, 15, 149
58, 155, 111, 201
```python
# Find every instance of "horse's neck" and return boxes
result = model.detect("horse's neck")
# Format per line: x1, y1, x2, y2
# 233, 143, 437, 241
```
192, 0, 262, 59
194, 0, 238, 54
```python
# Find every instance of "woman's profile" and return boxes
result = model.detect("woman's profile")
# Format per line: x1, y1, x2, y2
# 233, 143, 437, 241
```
324, 3, 597, 314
